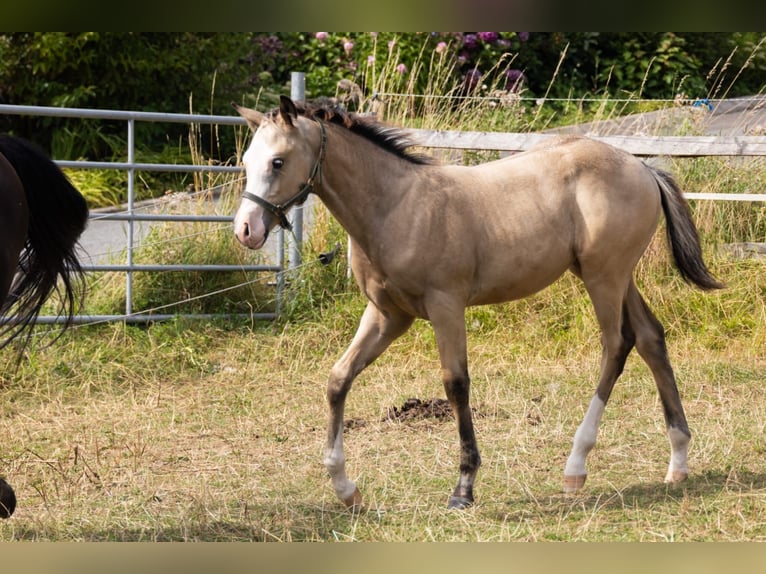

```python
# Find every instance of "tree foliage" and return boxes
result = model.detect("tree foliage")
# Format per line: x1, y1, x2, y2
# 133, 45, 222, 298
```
0, 33, 255, 159
1, 32, 763, 161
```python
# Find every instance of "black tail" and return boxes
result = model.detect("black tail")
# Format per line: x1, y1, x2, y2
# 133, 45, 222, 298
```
0, 134, 88, 350
650, 166, 723, 291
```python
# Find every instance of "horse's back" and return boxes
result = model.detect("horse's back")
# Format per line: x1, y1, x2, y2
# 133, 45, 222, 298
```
474, 135, 661, 232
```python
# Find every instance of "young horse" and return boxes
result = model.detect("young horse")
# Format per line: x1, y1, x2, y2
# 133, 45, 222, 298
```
0, 134, 89, 518
233, 96, 722, 510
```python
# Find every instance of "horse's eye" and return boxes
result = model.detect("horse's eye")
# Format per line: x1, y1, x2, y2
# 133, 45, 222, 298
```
272, 158, 284, 170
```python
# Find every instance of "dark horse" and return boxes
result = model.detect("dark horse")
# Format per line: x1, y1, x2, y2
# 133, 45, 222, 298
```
233, 96, 722, 510
0, 134, 89, 518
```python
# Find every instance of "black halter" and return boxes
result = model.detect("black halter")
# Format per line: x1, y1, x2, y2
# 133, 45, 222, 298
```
241, 120, 327, 232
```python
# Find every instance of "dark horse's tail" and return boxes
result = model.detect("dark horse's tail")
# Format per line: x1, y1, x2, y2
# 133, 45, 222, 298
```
0, 134, 88, 351
649, 166, 723, 291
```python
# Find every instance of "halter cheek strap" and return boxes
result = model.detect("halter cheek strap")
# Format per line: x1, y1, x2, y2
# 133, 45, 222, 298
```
241, 120, 326, 232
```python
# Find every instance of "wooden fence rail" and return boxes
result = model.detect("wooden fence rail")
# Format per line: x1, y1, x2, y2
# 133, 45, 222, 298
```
410, 129, 766, 157
409, 130, 766, 202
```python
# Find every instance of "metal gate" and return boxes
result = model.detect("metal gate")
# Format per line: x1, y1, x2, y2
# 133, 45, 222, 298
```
0, 103, 295, 324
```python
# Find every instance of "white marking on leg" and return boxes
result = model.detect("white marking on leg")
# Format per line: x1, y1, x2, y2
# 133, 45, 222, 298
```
564, 395, 606, 478
665, 426, 690, 482
324, 428, 358, 501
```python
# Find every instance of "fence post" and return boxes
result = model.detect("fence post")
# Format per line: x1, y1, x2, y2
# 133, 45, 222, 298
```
126, 118, 135, 315
288, 71, 306, 270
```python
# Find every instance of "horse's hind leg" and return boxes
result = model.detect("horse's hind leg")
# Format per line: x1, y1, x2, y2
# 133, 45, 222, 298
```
625, 281, 690, 484
324, 301, 414, 509
564, 275, 635, 492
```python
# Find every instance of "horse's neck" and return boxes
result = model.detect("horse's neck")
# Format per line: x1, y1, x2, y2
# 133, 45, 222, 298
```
315, 131, 419, 250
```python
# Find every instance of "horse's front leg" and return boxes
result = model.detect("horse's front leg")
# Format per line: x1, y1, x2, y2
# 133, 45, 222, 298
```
428, 298, 480, 509
324, 301, 413, 509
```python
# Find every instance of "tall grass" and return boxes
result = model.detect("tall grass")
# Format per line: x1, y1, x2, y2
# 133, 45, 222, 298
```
355, 37, 529, 134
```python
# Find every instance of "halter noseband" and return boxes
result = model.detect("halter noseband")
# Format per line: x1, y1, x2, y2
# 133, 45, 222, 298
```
241, 119, 327, 232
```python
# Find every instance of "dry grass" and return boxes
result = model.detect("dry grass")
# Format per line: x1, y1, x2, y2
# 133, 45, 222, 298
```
2, 256, 765, 541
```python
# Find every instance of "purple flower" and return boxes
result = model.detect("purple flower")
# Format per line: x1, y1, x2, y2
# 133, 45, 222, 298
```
463, 33, 478, 50
505, 69, 524, 91
517, 32, 529, 42
477, 32, 498, 43
463, 67, 482, 90
367, 54, 375, 65
257, 35, 282, 55
396, 63, 407, 74
315, 32, 328, 41
343, 40, 354, 55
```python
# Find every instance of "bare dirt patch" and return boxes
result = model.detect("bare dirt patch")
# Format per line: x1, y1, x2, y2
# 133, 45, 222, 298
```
382, 397, 454, 422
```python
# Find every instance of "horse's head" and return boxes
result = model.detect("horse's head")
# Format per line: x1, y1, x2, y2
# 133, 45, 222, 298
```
233, 96, 325, 250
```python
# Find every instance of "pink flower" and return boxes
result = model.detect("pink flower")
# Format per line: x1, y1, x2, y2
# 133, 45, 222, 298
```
343, 41, 354, 55
396, 63, 407, 74
367, 55, 375, 65
435, 41, 447, 53
315, 32, 328, 41
388, 39, 396, 51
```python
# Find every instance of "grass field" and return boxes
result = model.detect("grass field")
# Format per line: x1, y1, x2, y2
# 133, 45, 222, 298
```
1, 229, 765, 540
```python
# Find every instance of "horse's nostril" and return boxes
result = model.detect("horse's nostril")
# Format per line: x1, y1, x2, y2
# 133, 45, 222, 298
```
243, 222, 250, 237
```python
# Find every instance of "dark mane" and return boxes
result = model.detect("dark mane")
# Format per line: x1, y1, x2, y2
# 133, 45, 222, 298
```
269, 99, 435, 165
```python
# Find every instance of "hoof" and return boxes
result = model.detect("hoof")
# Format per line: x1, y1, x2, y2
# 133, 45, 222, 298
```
342, 487, 363, 511
664, 470, 688, 484
563, 474, 587, 493
447, 496, 473, 510
0, 477, 16, 519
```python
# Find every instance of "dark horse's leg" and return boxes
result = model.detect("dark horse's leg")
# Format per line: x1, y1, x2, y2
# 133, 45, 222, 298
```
0, 478, 16, 518
324, 301, 414, 509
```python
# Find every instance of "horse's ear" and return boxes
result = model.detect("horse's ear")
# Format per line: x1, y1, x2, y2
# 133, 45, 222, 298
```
232, 102, 263, 130
278, 95, 298, 127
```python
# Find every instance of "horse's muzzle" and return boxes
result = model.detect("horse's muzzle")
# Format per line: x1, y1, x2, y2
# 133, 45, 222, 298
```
234, 218, 268, 250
